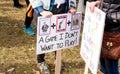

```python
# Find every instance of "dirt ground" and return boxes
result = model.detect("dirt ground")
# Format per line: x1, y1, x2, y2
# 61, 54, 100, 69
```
0, 0, 119, 74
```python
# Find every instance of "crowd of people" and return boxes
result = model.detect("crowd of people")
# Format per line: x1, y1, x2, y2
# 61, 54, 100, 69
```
11, 0, 120, 74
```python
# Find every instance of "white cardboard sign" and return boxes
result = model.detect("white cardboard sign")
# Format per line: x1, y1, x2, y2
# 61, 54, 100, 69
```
37, 13, 82, 54
80, 2, 106, 74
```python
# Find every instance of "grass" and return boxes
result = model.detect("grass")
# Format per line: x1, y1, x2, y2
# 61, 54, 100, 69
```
0, 0, 119, 74
0, 0, 85, 74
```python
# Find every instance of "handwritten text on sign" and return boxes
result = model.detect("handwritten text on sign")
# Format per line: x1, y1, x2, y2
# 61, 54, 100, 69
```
37, 13, 82, 54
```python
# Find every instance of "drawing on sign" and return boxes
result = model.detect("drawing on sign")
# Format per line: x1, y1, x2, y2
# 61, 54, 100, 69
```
42, 22, 49, 32
80, 2, 106, 74
71, 13, 81, 30
51, 23, 56, 29
56, 15, 67, 32
39, 18, 51, 36
37, 13, 82, 54
67, 20, 71, 26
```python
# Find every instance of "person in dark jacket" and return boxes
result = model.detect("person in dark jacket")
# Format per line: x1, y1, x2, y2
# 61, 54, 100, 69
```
89, 0, 120, 74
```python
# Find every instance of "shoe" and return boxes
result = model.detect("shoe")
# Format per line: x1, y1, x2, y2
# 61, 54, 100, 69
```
38, 62, 50, 74
30, 25, 36, 30
14, 4, 23, 8
24, 25, 36, 30
23, 26, 35, 35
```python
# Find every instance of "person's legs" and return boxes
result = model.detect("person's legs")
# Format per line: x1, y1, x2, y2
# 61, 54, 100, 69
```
100, 57, 119, 74
105, 59, 119, 74
33, 11, 50, 74
100, 57, 107, 74
37, 54, 45, 63
13, 0, 23, 8
23, 4, 35, 35
24, 4, 33, 28
25, 0, 29, 6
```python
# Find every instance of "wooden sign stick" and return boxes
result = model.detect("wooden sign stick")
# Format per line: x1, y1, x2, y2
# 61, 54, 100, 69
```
84, 64, 88, 74
55, 50, 62, 74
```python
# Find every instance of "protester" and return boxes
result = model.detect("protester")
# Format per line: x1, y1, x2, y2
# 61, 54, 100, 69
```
23, 0, 35, 35
29, 0, 77, 73
13, 0, 23, 8
77, 0, 85, 13
89, 0, 120, 74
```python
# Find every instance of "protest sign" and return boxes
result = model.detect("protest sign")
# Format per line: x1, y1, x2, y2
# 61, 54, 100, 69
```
37, 13, 82, 54
80, 2, 106, 74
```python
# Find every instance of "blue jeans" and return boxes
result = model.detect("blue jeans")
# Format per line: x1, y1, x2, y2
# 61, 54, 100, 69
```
100, 57, 119, 74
